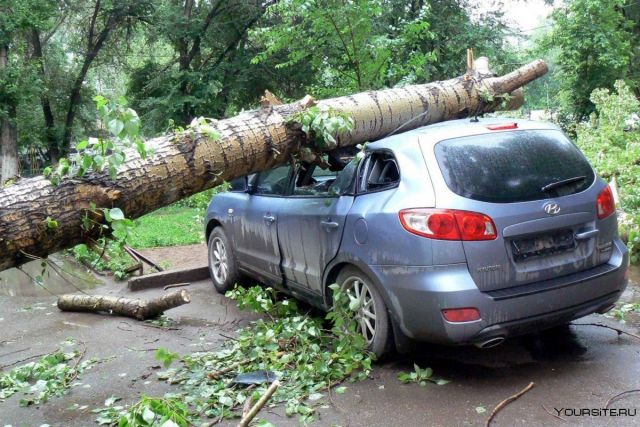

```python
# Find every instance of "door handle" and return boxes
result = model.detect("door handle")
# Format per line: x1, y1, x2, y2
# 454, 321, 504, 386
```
263, 215, 276, 224
575, 229, 599, 240
320, 220, 339, 229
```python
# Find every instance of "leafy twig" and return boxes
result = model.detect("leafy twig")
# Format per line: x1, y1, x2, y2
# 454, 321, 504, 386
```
207, 359, 252, 380
486, 382, 535, 427
64, 340, 87, 386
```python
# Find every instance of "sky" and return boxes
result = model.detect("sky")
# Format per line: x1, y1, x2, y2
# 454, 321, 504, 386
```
474, 0, 557, 32
501, 0, 557, 33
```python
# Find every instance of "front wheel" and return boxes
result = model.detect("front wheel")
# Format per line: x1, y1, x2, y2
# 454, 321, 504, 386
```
208, 227, 239, 293
336, 267, 393, 359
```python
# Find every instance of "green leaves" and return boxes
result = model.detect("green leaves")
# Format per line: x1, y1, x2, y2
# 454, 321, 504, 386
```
117, 396, 190, 427
574, 81, 640, 262
225, 285, 298, 317
46, 96, 150, 186
397, 363, 449, 387
107, 208, 125, 221
155, 348, 180, 368
290, 106, 354, 150
44, 217, 58, 230
108, 119, 125, 138
185, 117, 221, 141
0, 339, 97, 406
140, 284, 373, 424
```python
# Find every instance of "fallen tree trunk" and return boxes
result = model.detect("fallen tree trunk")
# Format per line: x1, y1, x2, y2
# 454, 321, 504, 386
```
0, 58, 548, 272
57, 289, 191, 320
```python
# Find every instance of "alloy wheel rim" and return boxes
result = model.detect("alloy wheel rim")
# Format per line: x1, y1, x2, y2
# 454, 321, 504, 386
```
210, 237, 228, 284
343, 277, 377, 345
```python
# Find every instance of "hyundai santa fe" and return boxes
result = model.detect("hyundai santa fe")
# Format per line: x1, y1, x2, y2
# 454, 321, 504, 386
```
204, 118, 629, 358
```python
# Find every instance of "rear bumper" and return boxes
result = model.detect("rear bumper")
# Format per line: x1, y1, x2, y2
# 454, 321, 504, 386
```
371, 239, 629, 345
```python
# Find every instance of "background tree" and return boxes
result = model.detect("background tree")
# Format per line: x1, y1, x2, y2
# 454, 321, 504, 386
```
541, 0, 636, 120
56, 0, 153, 158
252, 0, 517, 98
126, 0, 283, 134
0, 0, 58, 181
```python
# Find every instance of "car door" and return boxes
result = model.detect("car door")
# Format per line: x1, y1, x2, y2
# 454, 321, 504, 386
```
276, 162, 356, 293
233, 165, 291, 285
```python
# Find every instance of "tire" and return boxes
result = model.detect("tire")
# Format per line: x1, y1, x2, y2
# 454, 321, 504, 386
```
208, 227, 239, 293
336, 266, 393, 359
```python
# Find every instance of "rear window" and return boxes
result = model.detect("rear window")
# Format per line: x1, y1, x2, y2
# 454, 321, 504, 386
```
434, 130, 595, 203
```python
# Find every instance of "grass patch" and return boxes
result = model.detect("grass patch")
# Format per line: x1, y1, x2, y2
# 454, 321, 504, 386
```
128, 206, 205, 249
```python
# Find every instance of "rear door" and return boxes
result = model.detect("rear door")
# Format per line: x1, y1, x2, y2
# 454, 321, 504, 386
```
426, 129, 615, 292
233, 165, 291, 284
276, 163, 355, 293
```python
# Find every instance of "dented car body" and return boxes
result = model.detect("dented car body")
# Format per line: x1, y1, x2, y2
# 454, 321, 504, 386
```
205, 118, 629, 357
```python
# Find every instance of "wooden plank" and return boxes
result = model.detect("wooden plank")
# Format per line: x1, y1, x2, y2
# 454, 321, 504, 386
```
128, 266, 210, 291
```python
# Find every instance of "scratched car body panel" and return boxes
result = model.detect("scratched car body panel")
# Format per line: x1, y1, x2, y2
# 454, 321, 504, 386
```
206, 118, 629, 353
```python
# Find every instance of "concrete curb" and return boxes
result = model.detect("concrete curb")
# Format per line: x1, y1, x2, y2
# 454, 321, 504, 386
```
128, 266, 210, 291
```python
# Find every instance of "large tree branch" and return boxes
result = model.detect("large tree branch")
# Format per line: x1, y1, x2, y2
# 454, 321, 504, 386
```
87, 0, 101, 50
200, 8, 268, 71
0, 59, 548, 272
31, 30, 57, 157
187, 0, 224, 64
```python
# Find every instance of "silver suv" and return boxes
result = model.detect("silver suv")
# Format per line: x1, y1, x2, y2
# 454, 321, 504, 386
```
205, 118, 629, 357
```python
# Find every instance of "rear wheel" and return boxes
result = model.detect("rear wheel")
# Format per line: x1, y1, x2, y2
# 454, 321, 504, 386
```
336, 266, 393, 359
208, 227, 239, 293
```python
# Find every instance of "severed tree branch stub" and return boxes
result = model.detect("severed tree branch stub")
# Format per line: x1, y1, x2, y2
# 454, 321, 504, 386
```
0, 58, 548, 273
57, 289, 191, 320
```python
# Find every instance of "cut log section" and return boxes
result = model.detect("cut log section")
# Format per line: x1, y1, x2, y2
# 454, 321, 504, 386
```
57, 289, 191, 320
0, 58, 548, 273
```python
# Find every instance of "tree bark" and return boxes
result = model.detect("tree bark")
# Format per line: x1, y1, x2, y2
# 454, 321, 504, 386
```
0, 45, 19, 182
57, 289, 191, 320
0, 59, 548, 272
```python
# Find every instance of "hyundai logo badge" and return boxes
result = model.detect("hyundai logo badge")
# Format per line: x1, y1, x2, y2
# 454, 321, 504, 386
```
543, 202, 561, 215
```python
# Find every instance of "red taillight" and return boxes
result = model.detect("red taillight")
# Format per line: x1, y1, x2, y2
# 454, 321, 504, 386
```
597, 186, 615, 219
442, 308, 481, 322
399, 209, 497, 241
486, 123, 518, 131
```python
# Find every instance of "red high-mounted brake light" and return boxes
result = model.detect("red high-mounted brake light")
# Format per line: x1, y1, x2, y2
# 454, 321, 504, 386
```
486, 122, 518, 131
399, 209, 497, 241
442, 308, 481, 322
597, 185, 615, 219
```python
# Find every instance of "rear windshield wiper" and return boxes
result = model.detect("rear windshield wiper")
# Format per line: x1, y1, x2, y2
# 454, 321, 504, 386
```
541, 176, 587, 193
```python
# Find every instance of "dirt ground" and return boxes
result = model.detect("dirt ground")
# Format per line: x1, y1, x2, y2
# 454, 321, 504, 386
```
136, 244, 208, 271
1, 245, 640, 426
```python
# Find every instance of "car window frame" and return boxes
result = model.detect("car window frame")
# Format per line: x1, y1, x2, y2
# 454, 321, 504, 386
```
286, 163, 339, 199
228, 176, 247, 192
251, 165, 294, 198
356, 149, 401, 195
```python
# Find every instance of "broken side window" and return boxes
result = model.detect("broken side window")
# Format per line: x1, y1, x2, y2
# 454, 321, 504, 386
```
359, 151, 400, 192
